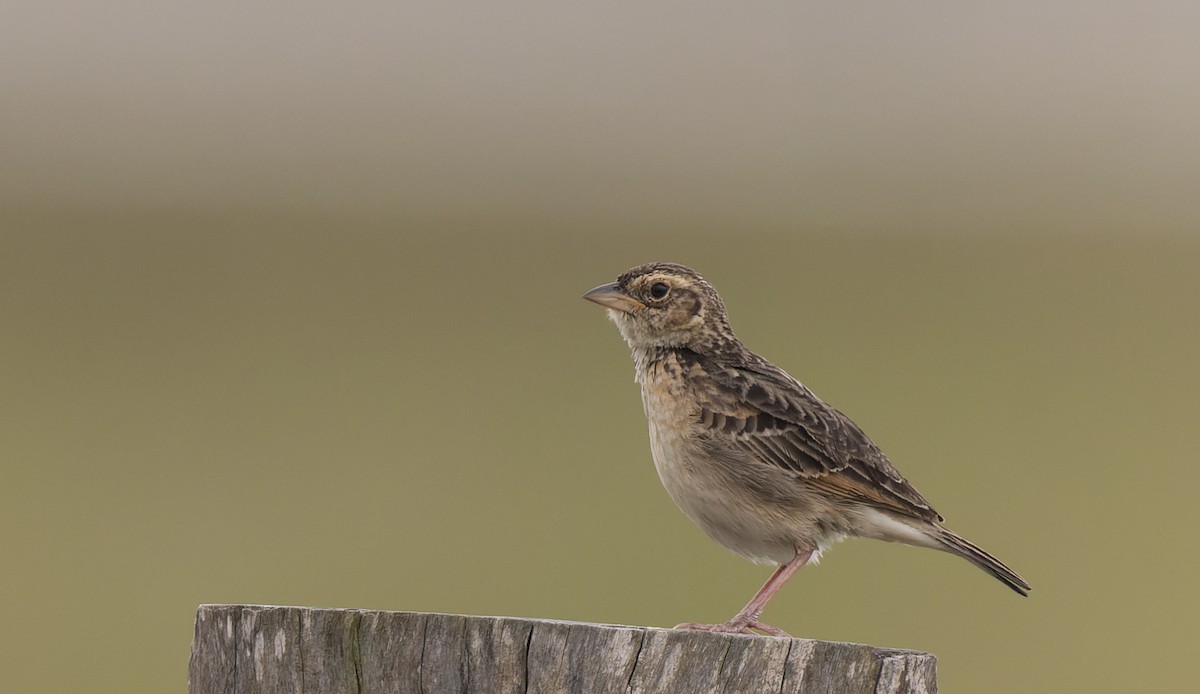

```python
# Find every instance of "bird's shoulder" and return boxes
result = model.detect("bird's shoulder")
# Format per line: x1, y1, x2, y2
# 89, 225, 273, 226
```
666, 347, 942, 523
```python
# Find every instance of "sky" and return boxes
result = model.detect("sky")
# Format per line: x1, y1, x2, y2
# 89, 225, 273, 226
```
4, 2, 1199, 234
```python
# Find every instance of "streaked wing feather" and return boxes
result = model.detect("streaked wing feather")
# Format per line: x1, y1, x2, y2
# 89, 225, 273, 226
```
689, 354, 942, 522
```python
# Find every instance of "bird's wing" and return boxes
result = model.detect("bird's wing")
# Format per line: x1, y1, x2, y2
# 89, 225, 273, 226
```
688, 354, 942, 523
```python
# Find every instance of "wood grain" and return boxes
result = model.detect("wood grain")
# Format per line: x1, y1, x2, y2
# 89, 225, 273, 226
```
189, 605, 936, 693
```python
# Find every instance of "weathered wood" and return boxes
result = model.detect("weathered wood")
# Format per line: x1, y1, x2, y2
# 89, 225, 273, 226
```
189, 605, 936, 694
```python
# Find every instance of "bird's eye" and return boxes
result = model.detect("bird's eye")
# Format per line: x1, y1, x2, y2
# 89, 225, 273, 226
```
649, 282, 670, 300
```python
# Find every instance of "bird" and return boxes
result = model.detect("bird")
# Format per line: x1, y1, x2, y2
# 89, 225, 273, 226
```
583, 262, 1030, 637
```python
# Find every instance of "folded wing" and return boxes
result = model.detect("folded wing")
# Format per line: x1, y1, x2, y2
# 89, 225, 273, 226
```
687, 352, 943, 523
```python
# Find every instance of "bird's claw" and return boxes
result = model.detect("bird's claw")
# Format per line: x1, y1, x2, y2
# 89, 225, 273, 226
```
674, 620, 791, 638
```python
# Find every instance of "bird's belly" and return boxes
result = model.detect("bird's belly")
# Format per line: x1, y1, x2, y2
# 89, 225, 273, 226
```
647, 420, 835, 565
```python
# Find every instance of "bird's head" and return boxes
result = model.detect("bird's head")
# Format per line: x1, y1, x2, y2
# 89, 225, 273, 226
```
583, 262, 736, 354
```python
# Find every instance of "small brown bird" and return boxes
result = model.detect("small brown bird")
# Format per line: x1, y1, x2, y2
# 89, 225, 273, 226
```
584, 262, 1029, 636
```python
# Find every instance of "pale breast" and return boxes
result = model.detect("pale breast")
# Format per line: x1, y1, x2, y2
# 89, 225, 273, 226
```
640, 359, 699, 507
637, 351, 704, 493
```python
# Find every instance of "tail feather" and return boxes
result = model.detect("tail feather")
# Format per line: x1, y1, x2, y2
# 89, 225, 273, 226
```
936, 527, 1031, 596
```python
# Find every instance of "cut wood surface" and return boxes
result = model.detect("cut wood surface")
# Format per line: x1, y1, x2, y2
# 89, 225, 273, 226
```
189, 605, 936, 694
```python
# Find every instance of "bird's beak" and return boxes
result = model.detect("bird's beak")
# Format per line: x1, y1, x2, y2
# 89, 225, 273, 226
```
583, 282, 645, 313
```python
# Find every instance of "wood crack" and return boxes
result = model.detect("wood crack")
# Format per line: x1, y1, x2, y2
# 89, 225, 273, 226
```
624, 628, 647, 693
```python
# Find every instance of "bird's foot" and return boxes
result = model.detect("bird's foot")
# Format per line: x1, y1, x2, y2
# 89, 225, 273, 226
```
674, 620, 791, 638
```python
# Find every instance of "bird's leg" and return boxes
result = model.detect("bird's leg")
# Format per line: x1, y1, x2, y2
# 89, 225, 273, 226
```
675, 549, 813, 637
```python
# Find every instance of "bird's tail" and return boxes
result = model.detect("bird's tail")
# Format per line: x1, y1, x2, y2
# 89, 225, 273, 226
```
934, 527, 1031, 596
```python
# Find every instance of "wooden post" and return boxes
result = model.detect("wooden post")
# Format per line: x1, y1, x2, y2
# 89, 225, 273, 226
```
189, 604, 936, 693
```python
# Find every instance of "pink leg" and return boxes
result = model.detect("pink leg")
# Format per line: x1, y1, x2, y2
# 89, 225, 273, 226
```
675, 549, 813, 637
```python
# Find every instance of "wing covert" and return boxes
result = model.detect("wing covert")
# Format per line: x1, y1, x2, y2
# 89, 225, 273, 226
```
686, 353, 942, 522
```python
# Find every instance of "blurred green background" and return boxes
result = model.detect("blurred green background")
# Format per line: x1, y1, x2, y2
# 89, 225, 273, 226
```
3, 3, 1199, 693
